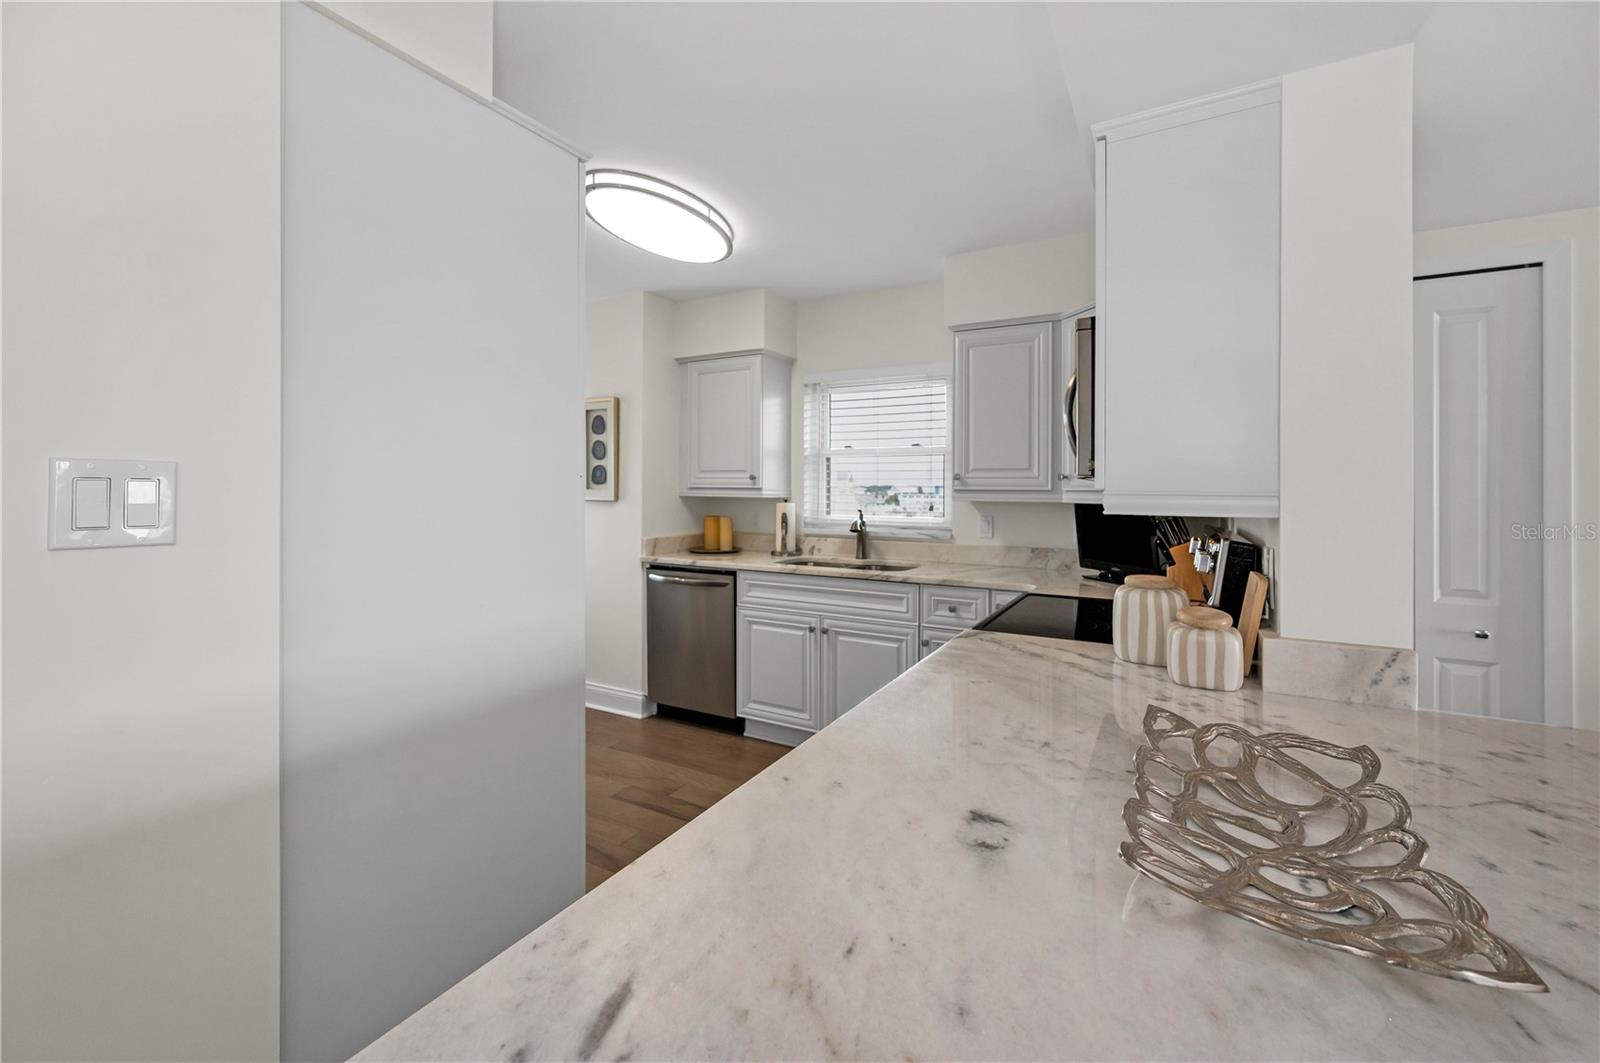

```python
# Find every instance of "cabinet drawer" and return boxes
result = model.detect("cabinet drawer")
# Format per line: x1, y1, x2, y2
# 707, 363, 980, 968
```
737, 571, 919, 624
919, 585, 991, 629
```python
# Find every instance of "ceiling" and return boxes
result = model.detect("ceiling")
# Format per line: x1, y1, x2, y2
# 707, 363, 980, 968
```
493, 2, 1599, 302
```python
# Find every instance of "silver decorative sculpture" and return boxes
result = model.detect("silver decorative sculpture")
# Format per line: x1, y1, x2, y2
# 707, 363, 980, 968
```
1120, 706, 1547, 991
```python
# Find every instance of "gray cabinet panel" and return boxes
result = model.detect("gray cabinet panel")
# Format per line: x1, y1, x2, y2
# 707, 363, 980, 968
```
737, 606, 819, 731
820, 617, 917, 725
682, 355, 759, 490
952, 320, 1057, 495
679, 351, 793, 497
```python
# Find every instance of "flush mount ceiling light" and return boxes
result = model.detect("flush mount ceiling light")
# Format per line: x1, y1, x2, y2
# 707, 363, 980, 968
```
584, 169, 733, 264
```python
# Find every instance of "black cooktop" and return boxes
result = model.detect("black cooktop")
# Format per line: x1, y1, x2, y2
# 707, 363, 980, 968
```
975, 593, 1115, 644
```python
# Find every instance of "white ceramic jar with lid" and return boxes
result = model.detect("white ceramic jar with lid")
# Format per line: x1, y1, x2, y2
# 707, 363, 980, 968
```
1112, 574, 1188, 666
1166, 605, 1245, 692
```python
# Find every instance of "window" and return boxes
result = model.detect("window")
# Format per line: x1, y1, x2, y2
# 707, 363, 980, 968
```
803, 368, 951, 539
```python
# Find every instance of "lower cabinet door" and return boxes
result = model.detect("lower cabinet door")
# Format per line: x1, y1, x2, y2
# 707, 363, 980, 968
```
821, 617, 918, 725
919, 626, 962, 660
737, 607, 820, 730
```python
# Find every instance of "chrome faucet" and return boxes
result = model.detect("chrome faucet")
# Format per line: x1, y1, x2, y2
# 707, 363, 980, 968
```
848, 509, 868, 559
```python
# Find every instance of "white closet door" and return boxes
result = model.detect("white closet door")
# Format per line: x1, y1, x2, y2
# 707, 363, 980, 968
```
1414, 267, 1545, 721
281, 6, 584, 1061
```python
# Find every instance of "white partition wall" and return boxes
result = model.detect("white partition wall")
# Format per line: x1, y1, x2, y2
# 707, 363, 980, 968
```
281, 6, 586, 1060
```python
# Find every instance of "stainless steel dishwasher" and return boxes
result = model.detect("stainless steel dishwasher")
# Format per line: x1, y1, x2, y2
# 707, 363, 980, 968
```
646, 566, 736, 719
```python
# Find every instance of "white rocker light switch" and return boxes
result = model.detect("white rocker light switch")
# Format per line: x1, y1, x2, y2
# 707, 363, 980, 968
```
50, 458, 177, 549
71, 477, 112, 530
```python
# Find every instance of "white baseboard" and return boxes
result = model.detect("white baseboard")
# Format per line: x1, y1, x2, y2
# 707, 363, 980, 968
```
585, 682, 653, 719
742, 719, 811, 747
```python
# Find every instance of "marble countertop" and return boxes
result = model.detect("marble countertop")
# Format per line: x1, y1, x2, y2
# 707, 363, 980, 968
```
640, 547, 1119, 599
359, 634, 1599, 1062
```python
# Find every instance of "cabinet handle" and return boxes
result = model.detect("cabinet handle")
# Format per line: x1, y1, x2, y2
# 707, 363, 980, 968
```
921, 638, 930, 647
946, 605, 957, 613
1473, 629, 1491, 640
748, 474, 757, 482
807, 625, 816, 633
953, 474, 963, 482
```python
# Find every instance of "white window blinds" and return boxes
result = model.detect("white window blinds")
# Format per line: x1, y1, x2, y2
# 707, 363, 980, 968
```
803, 372, 951, 537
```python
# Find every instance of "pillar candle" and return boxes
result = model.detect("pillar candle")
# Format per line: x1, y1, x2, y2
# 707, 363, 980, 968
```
703, 515, 720, 551
718, 515, 734, 552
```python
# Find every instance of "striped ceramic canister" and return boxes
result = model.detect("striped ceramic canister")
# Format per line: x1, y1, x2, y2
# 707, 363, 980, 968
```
1166, 606, 1246, 692
1112, 575, 1189, 666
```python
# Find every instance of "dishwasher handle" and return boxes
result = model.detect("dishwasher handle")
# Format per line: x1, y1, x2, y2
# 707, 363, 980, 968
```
647, 571, 732, 588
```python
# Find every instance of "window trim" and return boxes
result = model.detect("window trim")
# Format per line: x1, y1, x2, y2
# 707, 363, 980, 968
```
802, 363, 953, 542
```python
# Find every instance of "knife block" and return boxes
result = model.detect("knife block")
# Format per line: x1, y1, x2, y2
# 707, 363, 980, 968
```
1166, 545, 1209, 604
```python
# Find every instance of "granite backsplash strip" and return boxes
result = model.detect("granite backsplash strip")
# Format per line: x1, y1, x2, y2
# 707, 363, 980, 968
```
642, 532, 1079, 571
1261, 634, 1418, 711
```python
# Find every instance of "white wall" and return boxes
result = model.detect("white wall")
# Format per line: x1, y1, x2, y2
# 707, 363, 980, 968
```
944, 232, 1097, 327
1, 4, 282, 1058
1278, 45, 1415, 649
585, 294, 649, 700
642, 293, 694, 538
1415, 207, 1600, 729
669, 288, 770, 358
324, 0, 493, 97
279, 7, 586, 1060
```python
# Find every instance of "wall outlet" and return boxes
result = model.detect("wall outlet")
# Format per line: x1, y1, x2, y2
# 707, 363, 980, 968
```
979, 514, 995, 539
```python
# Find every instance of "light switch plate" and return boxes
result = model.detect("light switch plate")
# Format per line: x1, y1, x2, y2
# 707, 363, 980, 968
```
979, 514, 995, 540
49, 458, 177, 549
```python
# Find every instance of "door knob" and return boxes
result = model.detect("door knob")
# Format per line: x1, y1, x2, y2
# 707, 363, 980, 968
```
1473, 629, 1491, 640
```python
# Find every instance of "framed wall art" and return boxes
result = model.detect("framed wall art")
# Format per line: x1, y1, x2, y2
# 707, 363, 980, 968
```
585, 396, 618, 502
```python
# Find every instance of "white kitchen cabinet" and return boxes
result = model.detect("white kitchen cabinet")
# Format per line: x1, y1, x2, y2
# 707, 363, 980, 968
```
734, 573, 1022, 739
679, 350, 792, 497
951, 319, 1059, 498
918, 626, 961, 660
737, 606, 820, 731
1095, 81, 1280, 518
820, 617, 918, 725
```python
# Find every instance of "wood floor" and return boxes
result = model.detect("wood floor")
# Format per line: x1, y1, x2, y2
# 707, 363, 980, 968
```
586, 708, 790, 891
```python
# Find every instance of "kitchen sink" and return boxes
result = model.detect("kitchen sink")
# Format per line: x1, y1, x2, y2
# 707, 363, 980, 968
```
776, 558, 919, 572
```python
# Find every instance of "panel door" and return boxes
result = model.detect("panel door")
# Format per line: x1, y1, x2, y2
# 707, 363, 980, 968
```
821, 617, 917, 725
1100, 99, 1280, 516
684, 355, 760, 490
919, 626, 962, 660
1414, 267, 1544, 721
737, 607, 820, 730
953, 321, 1055, 493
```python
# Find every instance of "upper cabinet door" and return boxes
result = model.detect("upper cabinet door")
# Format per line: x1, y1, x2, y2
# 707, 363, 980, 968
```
1096, 84, 1280, 517
952, 320, 1056, 495
679, 351, 792, 497
682, 354, 761, 491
